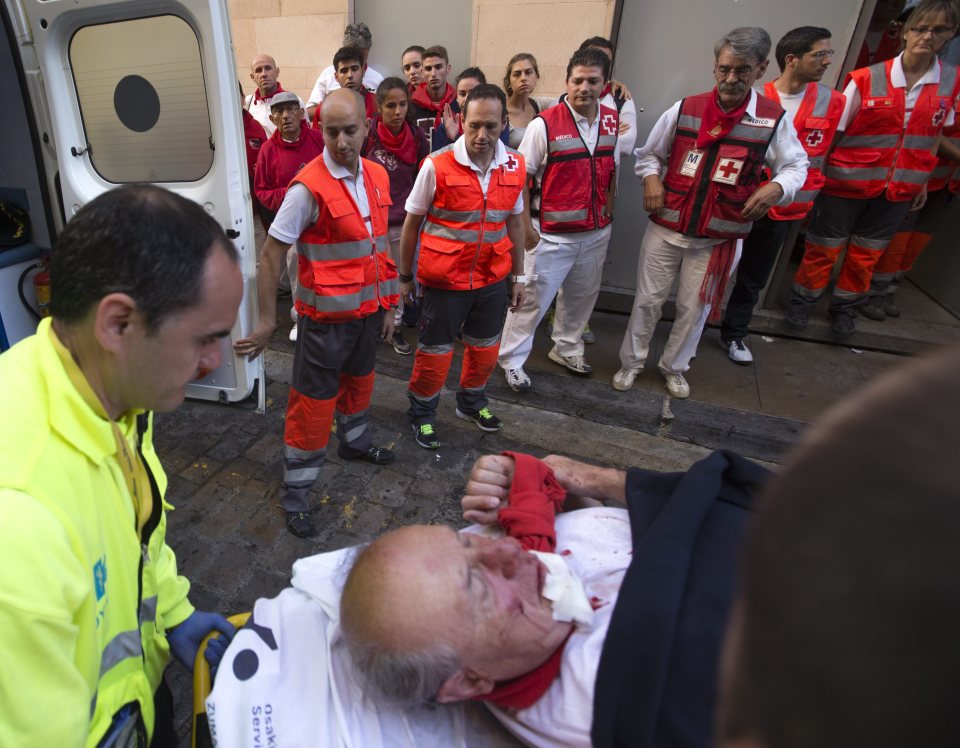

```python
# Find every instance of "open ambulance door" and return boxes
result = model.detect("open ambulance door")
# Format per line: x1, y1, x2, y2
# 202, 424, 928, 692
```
7, 0, 262, 405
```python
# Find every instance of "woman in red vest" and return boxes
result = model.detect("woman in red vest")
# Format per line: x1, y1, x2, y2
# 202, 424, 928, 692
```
362, 77, 429, 354
788, 0, 960, 337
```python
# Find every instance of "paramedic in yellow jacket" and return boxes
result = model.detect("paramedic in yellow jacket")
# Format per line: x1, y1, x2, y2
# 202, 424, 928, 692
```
0, 185, 242, 747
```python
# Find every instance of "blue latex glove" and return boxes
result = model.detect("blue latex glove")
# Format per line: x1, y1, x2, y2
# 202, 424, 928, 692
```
167, 610, 236, 672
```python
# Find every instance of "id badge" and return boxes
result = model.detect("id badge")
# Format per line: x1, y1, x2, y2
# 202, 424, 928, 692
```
680, 149, 703, 177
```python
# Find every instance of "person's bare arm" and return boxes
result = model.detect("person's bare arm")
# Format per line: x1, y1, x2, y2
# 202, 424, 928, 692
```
506, 213, 527, 311
397, 211, 424, 302
643, 174, 665, 213
461, 453, 628, 524
233, 235, 290, 360
937, 133, 960, 162
521, 182, 539, 249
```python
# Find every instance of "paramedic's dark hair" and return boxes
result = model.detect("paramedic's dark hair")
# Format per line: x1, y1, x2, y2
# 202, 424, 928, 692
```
50, 185, 236, 332
775, 26, 832, 72
456, 67, 487, 86
375, 76, 408, 107
334, 45, 365, 71
462, 83, 507, 120
718, 345, 960, 748
579, 36, 615, 55
423, 45, 449, 64
566, 47, 610, 82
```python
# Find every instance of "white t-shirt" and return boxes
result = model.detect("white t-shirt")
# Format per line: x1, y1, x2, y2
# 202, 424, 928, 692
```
772, 88, 805, 123
405, 137, 525, 215
269, 149, 372, 244
308, 65, 384, 107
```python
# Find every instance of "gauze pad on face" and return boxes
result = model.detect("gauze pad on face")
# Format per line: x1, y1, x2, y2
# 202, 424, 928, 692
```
530, 550, 595, 630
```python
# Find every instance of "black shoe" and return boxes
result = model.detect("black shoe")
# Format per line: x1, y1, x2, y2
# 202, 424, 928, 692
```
390, 330, 413, 355
456, 406, 503, 432
337, 443, 396, 465
286, 511, 315, 538
412, 422, 440, 449
830, 309, 856, 338
858, 299, 885, 321
883, 296, 901, 317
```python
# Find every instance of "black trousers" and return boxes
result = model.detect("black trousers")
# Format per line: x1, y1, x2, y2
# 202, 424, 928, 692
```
720, 216, 795, 342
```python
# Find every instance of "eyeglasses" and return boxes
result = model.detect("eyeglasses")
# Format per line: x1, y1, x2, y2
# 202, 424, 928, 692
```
909, 25, 956, 36
805, 50, 835, 60
715, 65, 755, 79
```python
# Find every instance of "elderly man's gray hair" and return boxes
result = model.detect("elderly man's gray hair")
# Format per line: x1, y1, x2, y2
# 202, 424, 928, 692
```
343, 22, 372, 49
714, 27, 772, 64
343, 636, 461, 707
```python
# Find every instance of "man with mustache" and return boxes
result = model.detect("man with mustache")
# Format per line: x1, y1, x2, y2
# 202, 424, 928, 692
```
612, 27, 807, 399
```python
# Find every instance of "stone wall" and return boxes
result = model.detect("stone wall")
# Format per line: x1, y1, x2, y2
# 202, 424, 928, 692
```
230, 0, 348, 104
228, 0, 615, 102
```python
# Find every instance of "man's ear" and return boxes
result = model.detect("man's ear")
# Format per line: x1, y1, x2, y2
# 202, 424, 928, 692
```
435, 668, 495, 704
757, 59, 770, 77
93, 292, 138, 353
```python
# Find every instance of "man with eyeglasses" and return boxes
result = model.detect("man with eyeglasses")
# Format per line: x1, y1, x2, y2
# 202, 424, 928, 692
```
788, 0, 960, 336
719, 27, 845, 365
613, 27, 806, 400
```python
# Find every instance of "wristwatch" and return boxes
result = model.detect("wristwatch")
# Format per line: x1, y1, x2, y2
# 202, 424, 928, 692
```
510, 274, 528, 284
398, 272, 414, 283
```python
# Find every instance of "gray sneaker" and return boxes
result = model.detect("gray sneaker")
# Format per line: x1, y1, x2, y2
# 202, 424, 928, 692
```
505, 366, 532, 391
547, 349, 593, 375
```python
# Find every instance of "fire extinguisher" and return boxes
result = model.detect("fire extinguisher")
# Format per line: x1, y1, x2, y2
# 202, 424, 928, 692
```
18, 254, 51, 322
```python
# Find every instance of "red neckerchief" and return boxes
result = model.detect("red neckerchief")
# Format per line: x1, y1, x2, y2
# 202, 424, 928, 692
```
253, 82, 287, 104
374, 116, 418, 164
696, 87, 750, 149
475, 451, 569, 709
410, 81, 455, 113
272, 125, 309, 150
600, 82, 612, 99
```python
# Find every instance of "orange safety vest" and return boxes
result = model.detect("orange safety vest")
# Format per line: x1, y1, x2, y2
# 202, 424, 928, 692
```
764, 81, 845, 220
823, 58, 960, 201
652, 91, 784, 239
535, 101, 618, 233
928, 98, 960, 193
292, 156, 399, 321
417, 146, 525, 290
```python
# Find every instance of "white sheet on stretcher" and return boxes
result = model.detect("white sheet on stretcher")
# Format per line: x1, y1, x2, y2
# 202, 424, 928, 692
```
206, 544, 521, 748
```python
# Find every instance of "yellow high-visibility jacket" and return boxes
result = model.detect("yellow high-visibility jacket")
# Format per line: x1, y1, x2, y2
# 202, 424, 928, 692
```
0, 319, 195, 747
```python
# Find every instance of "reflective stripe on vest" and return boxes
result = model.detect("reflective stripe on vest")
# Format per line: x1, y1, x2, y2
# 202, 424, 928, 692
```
824, 59, 960, 201
766, 81, 845, 221
537, 101, 618, 234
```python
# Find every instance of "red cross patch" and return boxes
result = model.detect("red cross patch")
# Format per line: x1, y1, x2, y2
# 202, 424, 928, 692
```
503, 154, 520, 172
805, 129, 824, 148
933, 105, 947, 128
712, 158, 743, 185
601, 113, 618, 135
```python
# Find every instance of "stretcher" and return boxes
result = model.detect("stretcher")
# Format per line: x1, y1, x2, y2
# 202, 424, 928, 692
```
193, 612, 250, 748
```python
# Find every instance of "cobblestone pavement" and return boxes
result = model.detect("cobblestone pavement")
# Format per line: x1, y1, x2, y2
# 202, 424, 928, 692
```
160, 316, 793, 743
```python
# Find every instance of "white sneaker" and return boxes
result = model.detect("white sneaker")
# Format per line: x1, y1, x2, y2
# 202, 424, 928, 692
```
505, 367, 532, 391
547, 349, 593, 375
721, 338, 753, 365
662, 371, 690, 399
612, 367, 640, 391
289, 325, 298, 342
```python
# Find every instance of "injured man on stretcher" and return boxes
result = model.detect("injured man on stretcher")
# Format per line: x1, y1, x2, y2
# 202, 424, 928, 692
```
207, 448, 766, 747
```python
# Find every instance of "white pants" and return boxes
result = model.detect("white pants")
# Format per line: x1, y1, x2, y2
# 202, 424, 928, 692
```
499, 225, 612, 370
619, 226, 741, 374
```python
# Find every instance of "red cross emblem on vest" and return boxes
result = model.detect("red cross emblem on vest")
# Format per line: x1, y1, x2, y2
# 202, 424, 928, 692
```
933, 105, 947, 128
503, 154, 520, 172
805, 129, 824, 148
712, 158, 743, 185
601, 113, 617, 135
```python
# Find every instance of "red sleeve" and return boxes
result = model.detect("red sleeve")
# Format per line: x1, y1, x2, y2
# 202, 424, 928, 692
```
253, 143, 287, 212
497, 451, 566, 552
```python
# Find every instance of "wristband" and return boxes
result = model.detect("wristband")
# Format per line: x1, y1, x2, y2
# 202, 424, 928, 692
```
510, 274, 528, 284
398, 272, 414, 283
